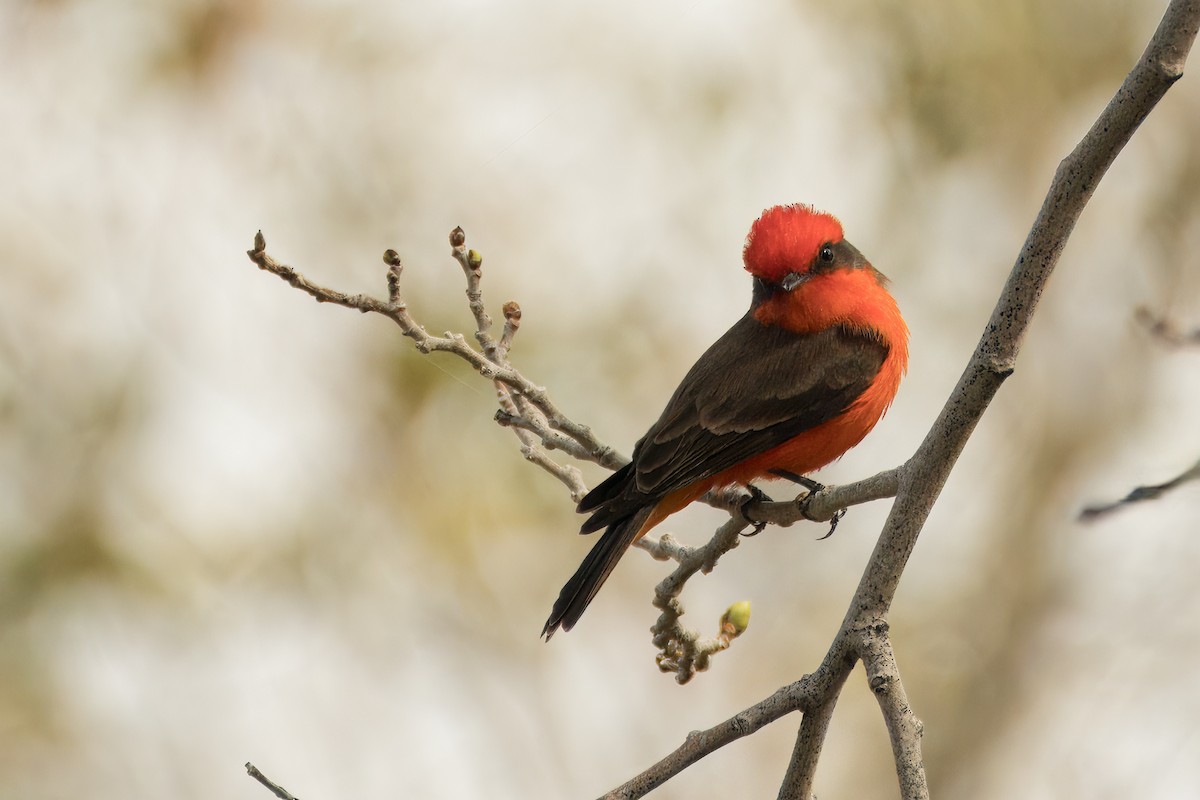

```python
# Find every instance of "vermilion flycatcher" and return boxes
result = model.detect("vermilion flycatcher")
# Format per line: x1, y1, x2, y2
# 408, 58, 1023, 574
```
544, 204, 908, 638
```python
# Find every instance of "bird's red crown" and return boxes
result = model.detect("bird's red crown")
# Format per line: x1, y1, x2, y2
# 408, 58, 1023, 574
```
743, 204, 845, 284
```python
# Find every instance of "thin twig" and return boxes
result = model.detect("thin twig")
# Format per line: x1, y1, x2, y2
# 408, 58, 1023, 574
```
746, 466, 903, 527
443, 232, 589, 495
634, 469, 903, 682
1136, 306, 1200, 347
647, 515, 747, 683
1079, 457, 1200, 521
247, 230, 623, 492
497, 300, 522, 360
245, 763, 300, 800
448, 227, 496, 356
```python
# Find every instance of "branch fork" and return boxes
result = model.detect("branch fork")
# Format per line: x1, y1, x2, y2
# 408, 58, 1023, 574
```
244, 3, 1199, 794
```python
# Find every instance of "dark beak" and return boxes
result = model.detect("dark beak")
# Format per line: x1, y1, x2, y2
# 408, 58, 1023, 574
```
781, 272, 809, 292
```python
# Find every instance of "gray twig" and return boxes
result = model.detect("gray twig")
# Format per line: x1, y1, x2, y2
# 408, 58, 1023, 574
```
1079, 458, 1200, 521
1135, 306, 1200, 347
245, 763, 300, 800
247, 228, 619, 500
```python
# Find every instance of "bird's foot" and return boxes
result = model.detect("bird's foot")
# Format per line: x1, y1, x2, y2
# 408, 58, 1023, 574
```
767, 469, 845, 540
739, 484, 772, 536
812, 507, 846, 540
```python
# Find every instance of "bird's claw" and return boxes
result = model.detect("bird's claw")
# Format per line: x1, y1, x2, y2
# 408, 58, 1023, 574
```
739, 484, 772, 536
769, 469, 844, 540
814, 507, 846, 540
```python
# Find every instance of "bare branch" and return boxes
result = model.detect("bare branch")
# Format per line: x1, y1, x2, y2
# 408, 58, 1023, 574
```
860, 625, 926, 800
448, 226, 496, 356
643, 514, 748, 683
602, 643, 860, 799
247, 229, 622, 497
1079, 458, 1200, 521
1135, 306, 1200, 347
245, 763, 300, 800
773, 3, 1200, 796
745, 466, 903, 527
653, 600, 751, 677
775, 667, 850, 800
245, 2, 1199, 794
497, 300, 522, 360
613, 0, 1200, 794
598, 677, 820, 800
843, 0, 1200, 621
633, 468, 903, 681
635, 531, 688, 562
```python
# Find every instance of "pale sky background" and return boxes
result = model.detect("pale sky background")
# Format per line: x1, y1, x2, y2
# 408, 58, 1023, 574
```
2, 1, 1199, 798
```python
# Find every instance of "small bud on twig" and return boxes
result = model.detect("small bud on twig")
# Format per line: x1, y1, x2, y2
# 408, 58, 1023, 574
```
449, 226, 466, 247
253, 230, 266, 253
467, 249, 483, 270
383, 249, 402, 267
720, 601, 751, 639
496, 300, 523, 358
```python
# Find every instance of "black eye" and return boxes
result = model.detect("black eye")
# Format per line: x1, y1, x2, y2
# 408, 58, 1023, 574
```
819, 244, 835, 263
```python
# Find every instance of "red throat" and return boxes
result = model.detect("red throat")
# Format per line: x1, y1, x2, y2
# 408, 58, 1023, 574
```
743, 205, 844, 284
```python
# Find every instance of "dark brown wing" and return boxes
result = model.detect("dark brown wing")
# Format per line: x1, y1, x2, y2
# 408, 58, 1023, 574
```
579, 314, 886, 524
549, 315, 887, 636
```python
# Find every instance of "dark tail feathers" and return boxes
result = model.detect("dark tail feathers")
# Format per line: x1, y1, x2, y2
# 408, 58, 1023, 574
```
542, 505, 653, 640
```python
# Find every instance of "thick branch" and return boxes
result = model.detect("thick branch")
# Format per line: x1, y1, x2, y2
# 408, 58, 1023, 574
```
598, 676, 819, 800
774, 666, 850, 800
781, 3, 1200, 796
846, 0, 1197, 631
607, 1, 1200, 796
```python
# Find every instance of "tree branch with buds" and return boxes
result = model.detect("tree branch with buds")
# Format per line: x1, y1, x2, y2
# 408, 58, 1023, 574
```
247, 223, 898, 678
248, 228, 625, 501
243, 1, 1199, 798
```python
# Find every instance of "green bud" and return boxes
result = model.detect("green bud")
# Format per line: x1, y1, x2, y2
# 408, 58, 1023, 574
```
721, 601, 751, 638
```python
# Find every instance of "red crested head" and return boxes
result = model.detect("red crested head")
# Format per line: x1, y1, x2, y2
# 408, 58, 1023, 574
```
743, 204, 844, 284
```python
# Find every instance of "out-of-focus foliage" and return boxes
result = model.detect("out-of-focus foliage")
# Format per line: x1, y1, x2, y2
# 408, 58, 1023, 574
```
1, 1, 1198, 798
820, 0, 1141, 161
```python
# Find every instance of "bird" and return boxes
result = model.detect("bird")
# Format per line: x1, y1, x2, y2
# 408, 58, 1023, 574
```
543, 204, 908, 639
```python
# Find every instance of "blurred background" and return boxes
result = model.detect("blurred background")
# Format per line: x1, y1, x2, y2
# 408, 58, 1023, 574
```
2, 0, 1199, 797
